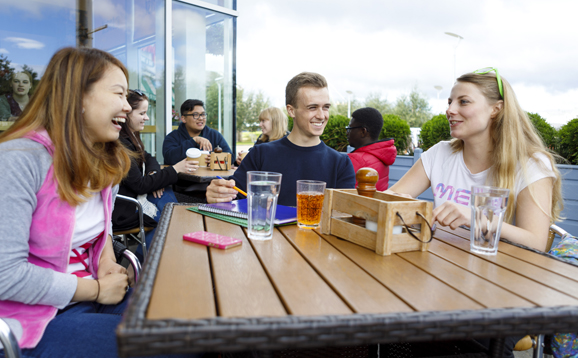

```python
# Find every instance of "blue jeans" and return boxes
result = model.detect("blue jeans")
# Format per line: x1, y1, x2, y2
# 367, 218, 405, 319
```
1, 289, 201, 358
135, 187, 178, 260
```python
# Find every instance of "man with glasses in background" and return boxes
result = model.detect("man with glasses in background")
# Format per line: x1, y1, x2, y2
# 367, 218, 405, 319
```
163, 99, 232, 165
346, 107, 397, 191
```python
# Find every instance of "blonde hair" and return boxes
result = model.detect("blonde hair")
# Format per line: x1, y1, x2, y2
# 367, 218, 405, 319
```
0, 47, 132, 206
450, 72, 563, 224
259, 107, 288, 142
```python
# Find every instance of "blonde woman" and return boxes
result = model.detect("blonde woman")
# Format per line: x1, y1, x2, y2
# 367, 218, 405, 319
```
236, 106, 289, 165
389, 68, 562, 252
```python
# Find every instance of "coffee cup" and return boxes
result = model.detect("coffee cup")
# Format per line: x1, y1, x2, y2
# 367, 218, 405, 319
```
186, 148, 201, 162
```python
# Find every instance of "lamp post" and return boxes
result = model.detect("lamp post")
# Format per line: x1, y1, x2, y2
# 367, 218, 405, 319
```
346, 90, 353, 118
215, 77, 223, 133
444, 32, 463, 81
434, 85, 443, 99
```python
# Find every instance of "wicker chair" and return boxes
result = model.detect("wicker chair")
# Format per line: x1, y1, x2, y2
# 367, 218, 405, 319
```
0, 242, 140, 358
113, 194, 154, 257
513, 224, 573, 358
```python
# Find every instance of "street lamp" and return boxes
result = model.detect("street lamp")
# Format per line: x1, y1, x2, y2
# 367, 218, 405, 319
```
346, 90, 353, 118
215, 77, 223, 133
434, 85, 443, 99
444, 32, 463, 81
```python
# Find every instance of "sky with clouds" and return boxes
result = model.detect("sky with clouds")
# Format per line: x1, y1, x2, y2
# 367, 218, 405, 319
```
236, 0, 578, 126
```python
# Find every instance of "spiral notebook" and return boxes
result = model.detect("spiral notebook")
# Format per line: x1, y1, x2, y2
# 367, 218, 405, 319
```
197, 199, 297, 225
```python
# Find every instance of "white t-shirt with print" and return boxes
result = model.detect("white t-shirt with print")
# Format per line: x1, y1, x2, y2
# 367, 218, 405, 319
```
420, 141, 556, 209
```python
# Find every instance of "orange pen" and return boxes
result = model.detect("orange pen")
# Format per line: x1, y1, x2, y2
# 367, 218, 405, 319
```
216, 176, 247, 197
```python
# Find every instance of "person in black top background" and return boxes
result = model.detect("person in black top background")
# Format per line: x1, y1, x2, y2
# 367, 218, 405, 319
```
113, 89, 198, 260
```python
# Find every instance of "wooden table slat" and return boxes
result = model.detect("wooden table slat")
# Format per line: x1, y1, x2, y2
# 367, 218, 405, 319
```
398, 250, 534, 308
321, 233, 483, 311
280, 226, 412, 314
205, 216, 287, 318
430, 234, 578, 306
248, 227, 352, 315
148, 206, 216, 320
447, 227, 578, 281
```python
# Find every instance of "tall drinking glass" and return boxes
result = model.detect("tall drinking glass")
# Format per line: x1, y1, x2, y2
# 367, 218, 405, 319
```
470, 185, 510, 255
296, 180, 326, 229
247, 171, 282, 241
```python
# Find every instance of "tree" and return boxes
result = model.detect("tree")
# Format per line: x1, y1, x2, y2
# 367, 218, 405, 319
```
558, 118, 578, 165
381, 114, 411, 154
419, 114, 452, 150
235, 86, 270, 140
527, 112, 558, 151
0, 54, 15, 95
320, 114, 349, 152
393, 88, 432, 128
21, 64, 40, 93
363, 92, 392, 114
329, 99, 362, 117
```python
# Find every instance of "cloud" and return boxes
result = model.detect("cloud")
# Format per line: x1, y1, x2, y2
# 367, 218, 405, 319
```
5, 37, 45, 50
237, 0, 578, 124
0, 48, 8, 54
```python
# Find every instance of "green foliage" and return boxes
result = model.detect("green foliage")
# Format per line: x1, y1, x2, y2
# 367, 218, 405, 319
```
0, 54, 14, 95
288, 116, 293, 131
381, 114, 411, 154
364, 92, 392, 114
234, 86, 270, 134
329, 98, 362, 117
393, 87, 432, 127
558, 118, 578, 165
419, 114, 452, 150
527, 112, 558, 150
320, 114, 350, 152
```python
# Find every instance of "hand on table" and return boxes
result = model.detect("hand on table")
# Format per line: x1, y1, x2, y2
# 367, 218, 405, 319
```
432, 201, 471, 230
206, 178, 238, 203
194, 137, 212, 151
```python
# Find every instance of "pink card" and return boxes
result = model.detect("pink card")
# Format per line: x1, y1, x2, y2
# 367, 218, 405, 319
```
183, 231, 242, 249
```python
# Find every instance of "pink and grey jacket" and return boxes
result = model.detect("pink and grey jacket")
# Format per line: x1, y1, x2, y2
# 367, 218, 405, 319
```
0, 129, 114, 348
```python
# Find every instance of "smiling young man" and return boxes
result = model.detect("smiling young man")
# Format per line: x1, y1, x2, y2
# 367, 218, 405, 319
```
162, 99, 231, 165
206, 72, 355, 206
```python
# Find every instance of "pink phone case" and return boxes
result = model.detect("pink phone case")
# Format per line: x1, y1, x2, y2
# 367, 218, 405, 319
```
183, 231, 242, 249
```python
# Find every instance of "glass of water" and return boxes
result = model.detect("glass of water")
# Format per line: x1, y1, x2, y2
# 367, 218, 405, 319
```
247, 171, 282, 241
470, 185, 510, 255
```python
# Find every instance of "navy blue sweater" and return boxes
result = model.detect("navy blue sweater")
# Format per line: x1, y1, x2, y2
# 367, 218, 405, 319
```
162, 123, 232, 165
232, 137, 355, 206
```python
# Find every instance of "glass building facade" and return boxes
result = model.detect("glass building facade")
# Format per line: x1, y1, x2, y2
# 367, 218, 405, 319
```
0, 0, 237, 162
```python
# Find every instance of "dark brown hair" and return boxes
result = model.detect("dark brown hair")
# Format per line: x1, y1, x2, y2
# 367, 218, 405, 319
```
120, 89, 149, 166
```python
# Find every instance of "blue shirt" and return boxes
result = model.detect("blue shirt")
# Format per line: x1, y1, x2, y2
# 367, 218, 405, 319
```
232, 137, 356, 206
162, 123, 232, 165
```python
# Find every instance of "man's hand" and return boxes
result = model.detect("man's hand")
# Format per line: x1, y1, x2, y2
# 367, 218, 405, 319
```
193, 136, 212, 151
206, 178, 238, 203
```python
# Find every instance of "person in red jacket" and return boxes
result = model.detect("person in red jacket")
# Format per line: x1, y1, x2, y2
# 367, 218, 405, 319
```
346, 107, 397, 191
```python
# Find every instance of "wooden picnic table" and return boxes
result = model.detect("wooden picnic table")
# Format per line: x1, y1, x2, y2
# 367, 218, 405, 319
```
117, 203, 578, 357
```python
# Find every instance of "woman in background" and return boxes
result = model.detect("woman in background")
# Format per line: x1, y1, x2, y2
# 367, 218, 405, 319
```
0, 71, 33, 121
236, 106, 289, 165
113, 89, 198, 261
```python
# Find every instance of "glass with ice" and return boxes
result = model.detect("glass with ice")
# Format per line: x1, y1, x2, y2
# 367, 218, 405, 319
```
470, 185, 510, 255
247, 171, 282, 241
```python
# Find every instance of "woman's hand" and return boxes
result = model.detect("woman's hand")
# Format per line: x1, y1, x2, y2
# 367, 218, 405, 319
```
193, 136, 212, 151
173, 157, 199, 174
98, 257, 127, 279
152, 188, 164, 198
432, 202, 471, 230
97, 273, 129, 305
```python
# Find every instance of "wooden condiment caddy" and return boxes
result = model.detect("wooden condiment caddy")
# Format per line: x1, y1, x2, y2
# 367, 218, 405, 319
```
320, 168, 433, 256
209, 146, 231, 171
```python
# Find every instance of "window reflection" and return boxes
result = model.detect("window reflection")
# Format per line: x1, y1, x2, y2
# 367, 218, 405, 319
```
172, 2, 234, 151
